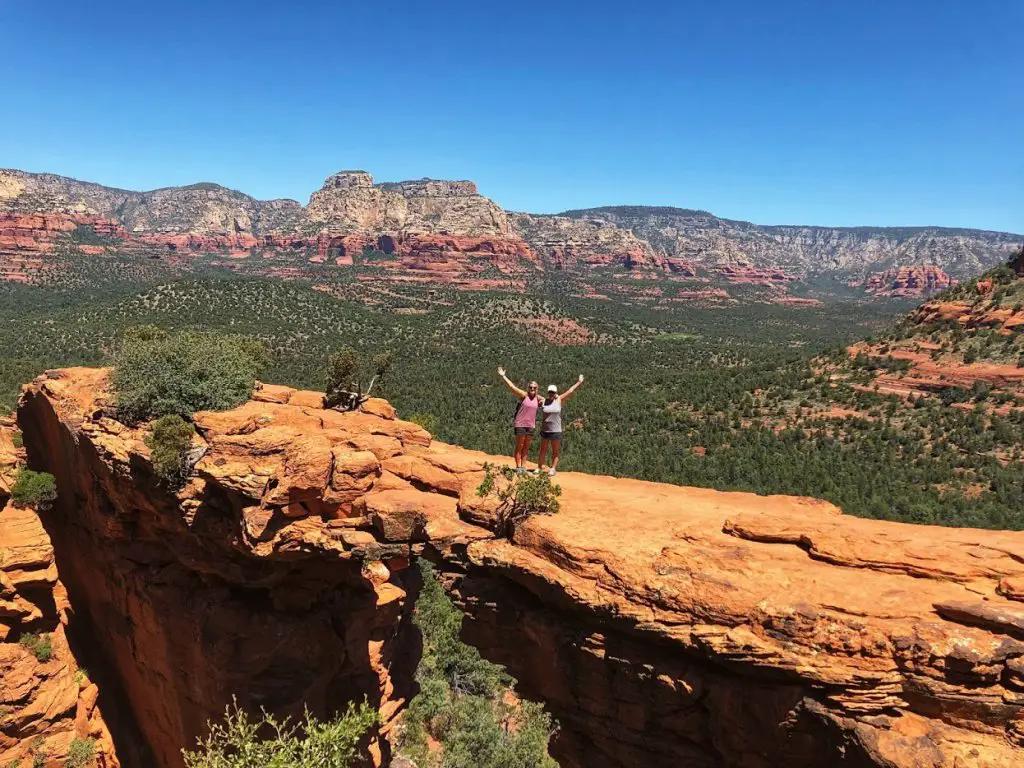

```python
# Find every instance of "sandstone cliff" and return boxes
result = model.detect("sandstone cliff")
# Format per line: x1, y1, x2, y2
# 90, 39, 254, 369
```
862, 265, 956, 297
308, 172, 512, 236
849, 264, 1024, 402
0, 169, 536, 280
12, 368, 1024, 767
558, 206, 1022, 280
0, 425, 120, 768
2, 168, 1020, 287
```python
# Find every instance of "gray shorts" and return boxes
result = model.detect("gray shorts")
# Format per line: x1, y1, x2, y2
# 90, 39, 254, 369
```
540, 431, 563, 442
514, 427, 535, 436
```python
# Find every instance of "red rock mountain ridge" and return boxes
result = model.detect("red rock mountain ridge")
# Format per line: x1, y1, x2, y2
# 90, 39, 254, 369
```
1, 168, 1020, 287
10, 367, 1024, 767
862, 265, 956, 297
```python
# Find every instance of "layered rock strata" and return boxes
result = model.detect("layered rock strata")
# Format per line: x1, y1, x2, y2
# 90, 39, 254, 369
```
15, 368, 1024, 768
0, 425, 120, 767
559, 206, 1023, 281
862, 266, 956, 297
0, 170, 537, 282
3, 168, 1020, 286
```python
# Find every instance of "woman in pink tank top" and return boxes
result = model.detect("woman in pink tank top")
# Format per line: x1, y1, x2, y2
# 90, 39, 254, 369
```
498, 366, 540, 471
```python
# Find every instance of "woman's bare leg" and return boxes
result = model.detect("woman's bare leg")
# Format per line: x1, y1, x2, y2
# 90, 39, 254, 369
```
537, 438, 550, 470
513, 435, 526, 467
550, 441, 561, 471
522, 436, 533, 468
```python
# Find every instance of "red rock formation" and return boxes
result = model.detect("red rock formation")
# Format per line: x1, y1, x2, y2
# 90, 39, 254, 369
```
0, 213, 130, 281
706, 264, 798, 286
847, 342, 1024, 398
863, 265, 956, 297
0, 426, 120, 767
910, 301, 1024, 336
0, 213, 538, 283
14, 368, 1024, 768
16, 371, 465, 768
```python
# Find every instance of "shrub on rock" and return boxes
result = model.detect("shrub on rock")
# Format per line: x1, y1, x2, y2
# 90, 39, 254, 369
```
182, 699, 377, 768
65, 738, 96, 768
111, 326, 265, 423
10, 469, 57, 508
325, 347, 393, 411
19, 632, 53, 662
476, 463, 562, 540
146, 415, 196, 488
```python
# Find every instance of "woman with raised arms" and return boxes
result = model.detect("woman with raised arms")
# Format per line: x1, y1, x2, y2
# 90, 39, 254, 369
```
537, 375, 584, 476
497, 366, 541, 472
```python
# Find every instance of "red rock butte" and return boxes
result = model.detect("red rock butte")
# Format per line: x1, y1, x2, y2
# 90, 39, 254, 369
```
2, 167, 1021, 292
8, 367, 1024, 767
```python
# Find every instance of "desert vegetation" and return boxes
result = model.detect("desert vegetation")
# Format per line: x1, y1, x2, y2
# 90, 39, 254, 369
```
145, 415, 196, 487
111, 325, 265, 422
1, 257, 1022, 528
10, 469, 57, 509
398, 562, 557, 767
182, 700, 378, 768
476, 463, 562, 539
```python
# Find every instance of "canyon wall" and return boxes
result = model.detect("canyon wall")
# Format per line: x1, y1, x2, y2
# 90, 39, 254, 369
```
0, 424, 120, 767
862, 265, 956, 297
559, 206, 1023, 280
12, 368, 1024, 767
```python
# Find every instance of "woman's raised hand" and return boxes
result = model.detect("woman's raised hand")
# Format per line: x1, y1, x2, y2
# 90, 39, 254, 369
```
498, 366, 506, 377
578, 374, 585, 383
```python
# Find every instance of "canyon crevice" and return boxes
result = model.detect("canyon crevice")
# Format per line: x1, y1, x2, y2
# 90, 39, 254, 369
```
11, 368, 1024, 767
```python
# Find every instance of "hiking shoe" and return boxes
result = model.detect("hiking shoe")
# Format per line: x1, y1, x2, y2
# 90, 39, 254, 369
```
515, 467, 526, 474
547, 468, 557, 477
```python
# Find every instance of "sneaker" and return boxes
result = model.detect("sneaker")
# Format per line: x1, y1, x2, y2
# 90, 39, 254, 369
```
532, 467, 542, 474
515, 467, 526, 474
547, 468, 557, 477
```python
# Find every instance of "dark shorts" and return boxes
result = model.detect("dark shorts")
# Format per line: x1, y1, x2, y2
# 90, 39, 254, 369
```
514, 427, 535, 436
540, 431, 563, 441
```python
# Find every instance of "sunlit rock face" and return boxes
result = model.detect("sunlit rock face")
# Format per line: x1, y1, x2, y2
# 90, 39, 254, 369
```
0, 422, 120, 768
14, 367, 1024, 767
3, 168, 1019, 287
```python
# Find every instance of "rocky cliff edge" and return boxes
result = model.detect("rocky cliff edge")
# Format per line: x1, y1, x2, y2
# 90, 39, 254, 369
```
14, 368, 1024, 767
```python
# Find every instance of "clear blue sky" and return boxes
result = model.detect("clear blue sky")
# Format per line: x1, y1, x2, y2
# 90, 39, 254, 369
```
1, 1, 1021, 231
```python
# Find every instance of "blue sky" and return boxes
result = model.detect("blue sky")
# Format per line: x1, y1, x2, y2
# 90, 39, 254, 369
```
1, 1, 1020, 231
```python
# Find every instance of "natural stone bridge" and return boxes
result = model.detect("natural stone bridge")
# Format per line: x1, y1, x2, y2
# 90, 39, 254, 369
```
11, 368, 1024, 767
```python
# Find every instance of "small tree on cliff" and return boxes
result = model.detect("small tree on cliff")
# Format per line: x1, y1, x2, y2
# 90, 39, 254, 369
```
145, 415, 196, 488
476, 463, 561, 540
324, 347, 393, 411
183, 699, 378, 768
10, 469, 58, 509
111, 326, 266, 423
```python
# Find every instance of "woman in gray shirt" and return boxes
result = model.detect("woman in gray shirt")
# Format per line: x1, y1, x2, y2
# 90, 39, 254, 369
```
538, 374, 584, 476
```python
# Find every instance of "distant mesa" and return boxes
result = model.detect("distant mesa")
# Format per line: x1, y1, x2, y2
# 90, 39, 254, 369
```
0, 166, 1021, 293
323, 170, 374, 189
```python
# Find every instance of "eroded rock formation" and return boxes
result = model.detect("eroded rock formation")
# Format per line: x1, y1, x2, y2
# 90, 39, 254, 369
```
0, 425, 120, 767
558, 206, 1023, 281
863, 266, 956, 297
2, 168, 1020, 288
11, 368, 1024, 767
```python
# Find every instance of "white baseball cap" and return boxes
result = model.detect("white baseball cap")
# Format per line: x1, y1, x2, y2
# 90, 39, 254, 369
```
547, 384, 558, 393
